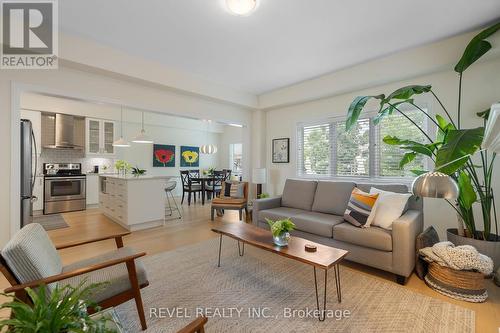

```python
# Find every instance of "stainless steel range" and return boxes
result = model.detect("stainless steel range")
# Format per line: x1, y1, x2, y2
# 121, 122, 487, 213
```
43, 163, 86, 214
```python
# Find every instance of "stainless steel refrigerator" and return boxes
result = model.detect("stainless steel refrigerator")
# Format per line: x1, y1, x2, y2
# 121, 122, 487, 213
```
20, 119, 38, 228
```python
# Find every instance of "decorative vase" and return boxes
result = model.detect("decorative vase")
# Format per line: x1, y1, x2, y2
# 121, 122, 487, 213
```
447, 228, 500, 271
273, 232, 290, 247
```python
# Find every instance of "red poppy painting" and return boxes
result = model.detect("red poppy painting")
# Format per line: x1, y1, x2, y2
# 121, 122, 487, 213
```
153, 144, 175, 167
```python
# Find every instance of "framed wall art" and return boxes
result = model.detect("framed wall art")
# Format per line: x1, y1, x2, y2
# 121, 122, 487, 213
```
272, 138, 290, 163
153, 144, 175, 167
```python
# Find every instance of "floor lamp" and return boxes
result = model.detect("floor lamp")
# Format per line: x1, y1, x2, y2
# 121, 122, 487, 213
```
252, 168, 267, 198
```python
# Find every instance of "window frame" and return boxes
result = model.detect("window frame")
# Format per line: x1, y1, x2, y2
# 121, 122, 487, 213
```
295, 105, 432, 184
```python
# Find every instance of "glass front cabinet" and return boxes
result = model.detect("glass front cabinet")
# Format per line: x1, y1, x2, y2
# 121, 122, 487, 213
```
86, 118, 116, 156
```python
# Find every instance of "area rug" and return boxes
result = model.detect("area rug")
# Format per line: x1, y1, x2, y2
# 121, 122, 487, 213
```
115, 238, 475, 333
32, 214, 69, 231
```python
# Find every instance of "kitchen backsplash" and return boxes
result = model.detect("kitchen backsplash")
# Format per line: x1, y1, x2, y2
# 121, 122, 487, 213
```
38, 149, 115, 174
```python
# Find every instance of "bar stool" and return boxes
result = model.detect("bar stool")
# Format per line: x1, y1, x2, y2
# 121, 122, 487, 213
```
164, 180, 182, 223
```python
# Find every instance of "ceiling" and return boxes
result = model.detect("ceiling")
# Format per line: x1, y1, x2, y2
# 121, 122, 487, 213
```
59, 0, 500, 95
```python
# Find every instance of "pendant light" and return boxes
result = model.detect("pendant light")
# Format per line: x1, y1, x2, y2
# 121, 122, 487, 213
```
113, 106, 130, 147
132, 111, 153, 144
200, 120, 218, 154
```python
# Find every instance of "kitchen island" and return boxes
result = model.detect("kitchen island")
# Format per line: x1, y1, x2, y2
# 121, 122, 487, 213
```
99, 175, 172, 230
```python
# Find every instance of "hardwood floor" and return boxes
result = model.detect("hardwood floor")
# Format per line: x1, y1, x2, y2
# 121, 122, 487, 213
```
1, 205, 499, 332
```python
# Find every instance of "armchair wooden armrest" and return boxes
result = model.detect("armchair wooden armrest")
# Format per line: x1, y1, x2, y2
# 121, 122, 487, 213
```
55, 231, 131, 250
4, 252, 146, 294
176, 316, 208, 333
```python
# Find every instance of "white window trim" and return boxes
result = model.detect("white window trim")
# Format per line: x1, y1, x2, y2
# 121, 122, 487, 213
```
295, 103, 433, 185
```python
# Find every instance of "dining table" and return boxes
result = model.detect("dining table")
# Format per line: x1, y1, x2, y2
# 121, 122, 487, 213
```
189, 175, 216, 205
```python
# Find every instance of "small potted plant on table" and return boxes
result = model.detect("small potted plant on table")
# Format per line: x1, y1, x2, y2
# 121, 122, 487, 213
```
266, 218, 295, 247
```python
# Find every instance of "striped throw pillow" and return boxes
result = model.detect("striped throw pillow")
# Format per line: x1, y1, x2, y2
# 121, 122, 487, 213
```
343, 188, 379, 227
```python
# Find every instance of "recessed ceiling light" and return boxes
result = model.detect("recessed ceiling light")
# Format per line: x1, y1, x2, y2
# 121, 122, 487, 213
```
226, 0, 258, 16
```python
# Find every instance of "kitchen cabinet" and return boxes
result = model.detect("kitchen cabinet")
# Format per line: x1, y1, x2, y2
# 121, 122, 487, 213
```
99, 175, 170, 231
86, 174, 99, 205
86, 118, 116, 156
32, 176, 44, 212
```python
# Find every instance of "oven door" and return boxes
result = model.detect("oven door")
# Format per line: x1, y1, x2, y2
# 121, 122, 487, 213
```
44, 177, 86, 202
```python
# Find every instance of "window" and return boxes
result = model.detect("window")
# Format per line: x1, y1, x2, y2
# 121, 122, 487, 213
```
229, 143, 243, 174
297, 108, 428, 179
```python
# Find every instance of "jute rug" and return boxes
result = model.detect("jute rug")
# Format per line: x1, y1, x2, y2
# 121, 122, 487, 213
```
32, 214, 69, 231
115, 237, 474, 333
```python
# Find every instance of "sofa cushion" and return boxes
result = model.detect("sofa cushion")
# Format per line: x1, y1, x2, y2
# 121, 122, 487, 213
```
258, 207, 305, 222
333, 222, 393, 251
312, 181, 356, 215
281, 179, 318, 211
292, 212, 344, 238
61, 247, 148, 303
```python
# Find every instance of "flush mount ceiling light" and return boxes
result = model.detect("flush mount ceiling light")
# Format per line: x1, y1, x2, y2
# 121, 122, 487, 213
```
113, 106, 130, 147
226, 0, 258, 16
132, 111, 153, 144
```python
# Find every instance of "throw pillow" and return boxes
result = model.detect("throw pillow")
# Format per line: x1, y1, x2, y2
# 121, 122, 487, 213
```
343, 188, 379, 227
415, 226, 440, 280
224, 181, 232, 197
231, 182, 245, 198
367, 187, 412, 230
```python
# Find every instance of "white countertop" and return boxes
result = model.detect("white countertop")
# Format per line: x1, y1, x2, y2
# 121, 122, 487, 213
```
99, 174, 173, 181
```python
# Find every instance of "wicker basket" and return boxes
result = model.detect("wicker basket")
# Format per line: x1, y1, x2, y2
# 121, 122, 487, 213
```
425, 262, 488, 302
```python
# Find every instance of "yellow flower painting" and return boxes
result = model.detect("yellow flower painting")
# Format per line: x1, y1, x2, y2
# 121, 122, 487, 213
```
180, 146, 200, 167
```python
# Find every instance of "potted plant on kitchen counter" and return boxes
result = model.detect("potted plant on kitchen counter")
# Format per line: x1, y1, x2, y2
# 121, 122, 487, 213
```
345, 22, 500, 268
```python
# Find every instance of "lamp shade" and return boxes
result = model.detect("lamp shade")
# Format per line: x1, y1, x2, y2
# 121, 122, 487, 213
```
252, 168, 267, 184
411, 171, 459, 199
132, 129, 153, 144
112, 137, 130, 147
483, 103, 500, 153
200, 144, 218, 154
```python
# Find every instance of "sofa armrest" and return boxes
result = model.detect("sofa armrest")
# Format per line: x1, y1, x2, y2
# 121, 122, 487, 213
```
252, 196, 282, 225
391, 210, 423, 277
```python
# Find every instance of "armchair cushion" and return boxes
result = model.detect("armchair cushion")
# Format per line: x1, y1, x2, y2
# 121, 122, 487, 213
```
60, 247, 148, 303
1, 223, 62, 289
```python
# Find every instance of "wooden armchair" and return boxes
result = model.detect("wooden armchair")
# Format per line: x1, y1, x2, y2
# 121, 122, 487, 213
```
177, 316, 208, 333
0, 223, 149, 330
210, 181, 249, 221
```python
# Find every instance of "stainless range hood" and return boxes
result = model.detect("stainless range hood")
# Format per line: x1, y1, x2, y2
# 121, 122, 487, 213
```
42, 113, 85, 150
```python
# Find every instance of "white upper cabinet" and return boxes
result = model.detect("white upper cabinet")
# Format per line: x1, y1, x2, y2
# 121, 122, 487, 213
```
86, 118, 116, 156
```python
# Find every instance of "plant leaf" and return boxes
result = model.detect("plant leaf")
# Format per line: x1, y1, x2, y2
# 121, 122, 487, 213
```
435, 127, 484, 174
385, 85, 432, 101
457, 171, 477, 209
399, 152, 417, 169
455, 21, 500, 73
410, 169, 429, 176
373, 99, 412, 125
477, 108, 490, 120
382, 136, 433, 156
346, 94, 384, 130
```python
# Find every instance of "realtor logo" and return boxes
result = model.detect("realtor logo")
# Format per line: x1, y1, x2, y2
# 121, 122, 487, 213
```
1, 0, 58, 69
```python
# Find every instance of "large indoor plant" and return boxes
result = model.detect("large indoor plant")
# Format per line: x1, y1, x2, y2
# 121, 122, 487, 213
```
0, 282, 117, 333
345, 22, 499, 255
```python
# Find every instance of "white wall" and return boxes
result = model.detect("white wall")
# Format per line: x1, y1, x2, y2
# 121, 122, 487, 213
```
264, 56, 500, 238
0, 65, 253, 247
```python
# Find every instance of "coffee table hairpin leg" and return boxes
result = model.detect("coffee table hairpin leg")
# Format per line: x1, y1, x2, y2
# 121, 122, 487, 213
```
237, 241, 245, 256
313, 264, 341, 321
313, 267, 328, 322
217, 234, 223, 267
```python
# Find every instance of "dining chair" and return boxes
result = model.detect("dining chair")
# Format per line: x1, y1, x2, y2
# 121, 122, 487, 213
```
0, 223, 149, 330
180, 170, 202, 205
205, 171, 224, 200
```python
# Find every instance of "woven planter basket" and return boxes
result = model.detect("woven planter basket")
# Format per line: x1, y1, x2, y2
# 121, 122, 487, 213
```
425, 262, 488, 303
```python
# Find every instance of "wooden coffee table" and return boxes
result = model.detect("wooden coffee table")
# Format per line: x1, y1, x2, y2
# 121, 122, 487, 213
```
211, 223, 348, 321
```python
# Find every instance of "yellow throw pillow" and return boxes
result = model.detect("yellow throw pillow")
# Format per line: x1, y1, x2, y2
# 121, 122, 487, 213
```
343, 188, 379, 227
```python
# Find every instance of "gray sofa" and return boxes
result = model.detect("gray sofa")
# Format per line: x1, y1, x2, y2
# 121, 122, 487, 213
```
252, 179, 423, 284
